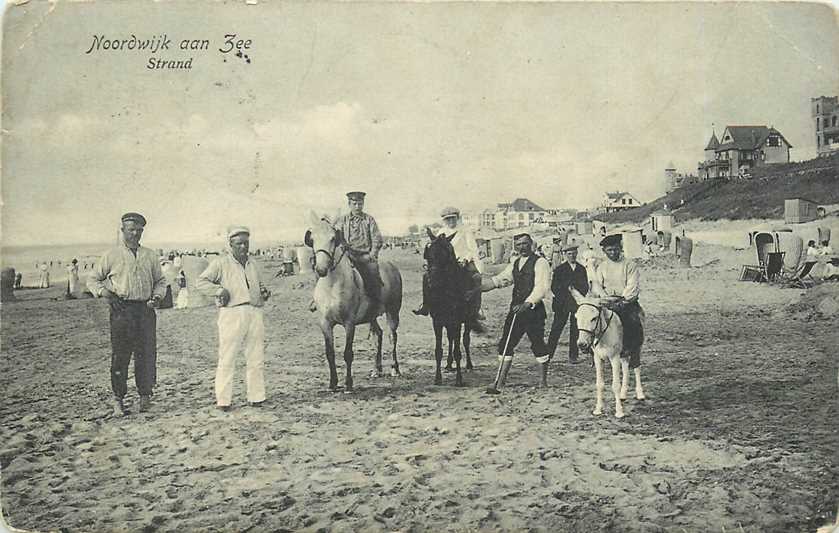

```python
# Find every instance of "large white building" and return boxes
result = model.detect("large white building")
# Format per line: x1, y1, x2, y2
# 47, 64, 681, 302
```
479, 198, 548, 231
602, 191, 641, 213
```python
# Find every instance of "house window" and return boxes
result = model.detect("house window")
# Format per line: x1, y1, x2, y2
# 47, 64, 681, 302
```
833, 116, 838, 127
817, 104, 820, 113
817, 118, 821, 131
621, 198, 626, 205
628, 198, 633, 204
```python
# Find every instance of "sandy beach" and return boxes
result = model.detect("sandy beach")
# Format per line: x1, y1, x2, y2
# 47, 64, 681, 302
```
1, 236, 837, 533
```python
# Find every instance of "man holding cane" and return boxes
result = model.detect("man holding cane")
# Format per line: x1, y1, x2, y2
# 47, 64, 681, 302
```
482, 233, 551, 394
88, 212, 167, 416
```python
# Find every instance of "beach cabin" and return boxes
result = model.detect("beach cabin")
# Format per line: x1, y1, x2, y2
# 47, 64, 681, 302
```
649, 211, 674, 232
784, 198, 819, 224
622, 229, 644, 259
575, 220, 593, 236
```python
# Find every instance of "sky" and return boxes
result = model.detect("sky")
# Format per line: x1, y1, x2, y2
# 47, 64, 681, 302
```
1, 1, 839, 247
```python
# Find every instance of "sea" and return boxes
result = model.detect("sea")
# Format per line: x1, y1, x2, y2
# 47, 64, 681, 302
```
1, 240, 289, 284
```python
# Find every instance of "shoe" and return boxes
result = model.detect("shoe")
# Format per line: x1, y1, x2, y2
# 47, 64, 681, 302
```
139, 395, 152, 412
412, 304, 429, 316
112, 398, 126, 417
569, 357, 580, 364
249, 400, 265, 407
216, 405, 232, 412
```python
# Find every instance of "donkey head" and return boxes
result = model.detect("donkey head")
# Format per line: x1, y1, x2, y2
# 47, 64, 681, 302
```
571, 289, 603, 351
424, 227, 458, 272
305, 211, 345, 278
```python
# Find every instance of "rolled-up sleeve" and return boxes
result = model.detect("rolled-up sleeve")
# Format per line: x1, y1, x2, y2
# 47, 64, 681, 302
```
589, 264, 607, 299
491, 262, 514, 289
196, 259, 224, 298
151, 258, 167, 299
369, 216, 383, 255
622, 260, 641, 301
87, 252, 110, 297
525, 257, 551, 305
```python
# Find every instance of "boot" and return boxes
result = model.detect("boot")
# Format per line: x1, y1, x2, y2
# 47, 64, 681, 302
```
539, 362, 549, 388
486, 357, 513, 395
139, 395, 152, 412
112, 398, 126, 417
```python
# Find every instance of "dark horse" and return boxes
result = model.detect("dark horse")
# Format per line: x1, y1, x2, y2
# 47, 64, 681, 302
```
423, 227, 474, 386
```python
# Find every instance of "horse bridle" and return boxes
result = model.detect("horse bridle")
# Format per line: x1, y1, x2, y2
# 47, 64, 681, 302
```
576, 302, 613, 347
314, 231, 348, 273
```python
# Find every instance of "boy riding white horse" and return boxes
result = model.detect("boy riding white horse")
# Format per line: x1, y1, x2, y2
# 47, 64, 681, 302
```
575, 233, 646, 417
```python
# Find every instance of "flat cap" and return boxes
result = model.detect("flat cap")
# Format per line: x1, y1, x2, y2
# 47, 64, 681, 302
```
561, 244, 579, 252
513, 232, 532, 240
346, 191, 366, 200
599, 234, 623, 247
121, 212, 147, 226
227, 225, 251, 240
440, 206, 460, 219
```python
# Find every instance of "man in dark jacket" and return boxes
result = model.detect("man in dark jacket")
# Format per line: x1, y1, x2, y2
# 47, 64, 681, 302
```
547, 244, 589, 363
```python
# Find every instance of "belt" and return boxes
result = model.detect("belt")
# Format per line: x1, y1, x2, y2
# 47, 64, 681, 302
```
122, 299, 149, 305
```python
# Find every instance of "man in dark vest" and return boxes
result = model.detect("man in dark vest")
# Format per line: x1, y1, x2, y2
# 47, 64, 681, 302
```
482, 233, 551, 394
547, 243, 589, 364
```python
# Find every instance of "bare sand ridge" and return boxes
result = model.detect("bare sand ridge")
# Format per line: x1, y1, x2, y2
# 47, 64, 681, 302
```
1, 238, 837, 532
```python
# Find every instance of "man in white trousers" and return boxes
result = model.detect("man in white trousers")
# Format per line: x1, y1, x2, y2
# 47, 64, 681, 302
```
197, 226, 271, 411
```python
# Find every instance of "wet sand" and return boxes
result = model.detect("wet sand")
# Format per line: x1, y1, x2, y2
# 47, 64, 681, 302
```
1, 244, 837, 532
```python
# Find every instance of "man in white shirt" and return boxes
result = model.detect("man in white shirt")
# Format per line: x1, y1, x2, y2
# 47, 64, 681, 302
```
414, 207, 486, 331
197, 226, 271, 411
589, 234, 644, 369
819, 240, 834, 256
482, 232, 551, 394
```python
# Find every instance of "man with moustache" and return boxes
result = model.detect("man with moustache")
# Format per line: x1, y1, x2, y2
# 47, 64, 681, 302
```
88, 212, 167, 417
482, 232, 552, 394
197, 226, 271, 411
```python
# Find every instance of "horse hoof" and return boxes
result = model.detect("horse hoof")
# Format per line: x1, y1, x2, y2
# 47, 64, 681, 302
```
443, 367, 454, 373
636, 395, 646, 401
390, 369, 401, 378
434, 378, 443, 386
369, 369, 383, 378
592, 409, 603, 416
485, 387, 501, 395
615, 412, 625, 419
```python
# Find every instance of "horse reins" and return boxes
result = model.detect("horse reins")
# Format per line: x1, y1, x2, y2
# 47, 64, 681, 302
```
314, 239, 347, 273
576, 302, 613, 348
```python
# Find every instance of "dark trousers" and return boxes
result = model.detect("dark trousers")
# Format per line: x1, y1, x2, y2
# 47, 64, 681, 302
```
615, 301, 644, 369
109, 302, 157, 399
497, 306, 549, 359
350, 252, 382, 300
547, 304, 579, 360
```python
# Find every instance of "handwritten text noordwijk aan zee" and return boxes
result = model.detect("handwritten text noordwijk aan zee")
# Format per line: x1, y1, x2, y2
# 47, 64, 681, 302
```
84, 34, 253, 70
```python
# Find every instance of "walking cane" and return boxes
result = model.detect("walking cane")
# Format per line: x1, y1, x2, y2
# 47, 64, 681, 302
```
488, 310, 518, 393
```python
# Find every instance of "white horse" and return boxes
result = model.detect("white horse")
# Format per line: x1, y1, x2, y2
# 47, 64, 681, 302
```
570, 288, 645, 418
305, 212, 403, 391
